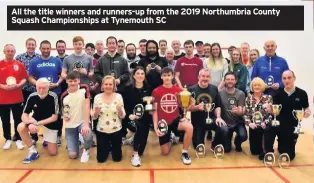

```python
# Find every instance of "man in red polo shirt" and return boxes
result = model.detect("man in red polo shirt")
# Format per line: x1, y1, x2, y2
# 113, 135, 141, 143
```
240, 42, 250, 65
0, 44, 28, 150
175, 40, 203, 89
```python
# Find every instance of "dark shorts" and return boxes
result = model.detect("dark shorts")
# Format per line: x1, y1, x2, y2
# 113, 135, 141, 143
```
159, 117, 181, 146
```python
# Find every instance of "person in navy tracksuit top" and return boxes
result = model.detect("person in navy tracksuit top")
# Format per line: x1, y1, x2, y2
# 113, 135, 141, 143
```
251, 40, 289, 96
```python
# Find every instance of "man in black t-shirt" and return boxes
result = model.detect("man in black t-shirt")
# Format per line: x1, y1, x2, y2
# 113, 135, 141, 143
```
17, 78, 60, 164
264, 70, 311, 165
188, 68, 227, 156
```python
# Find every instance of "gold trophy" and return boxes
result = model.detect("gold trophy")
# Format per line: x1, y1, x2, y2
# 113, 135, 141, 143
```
178, 86, 192, 120
143, 96, 154, 111
205, 103, 215, 124
278, 153, 290, 169
6, 76, 16, 85
213, 144, 224, 159
271, 104, 282, 127
292, 109, 304, 134
195, 144, 206, 158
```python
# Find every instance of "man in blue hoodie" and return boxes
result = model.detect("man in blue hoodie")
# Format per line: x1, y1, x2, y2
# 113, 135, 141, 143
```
251, 40, 289, 96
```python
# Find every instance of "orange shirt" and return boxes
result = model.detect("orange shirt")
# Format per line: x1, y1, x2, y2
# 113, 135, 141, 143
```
242, 57, 249, 65
0, 60, 28, 104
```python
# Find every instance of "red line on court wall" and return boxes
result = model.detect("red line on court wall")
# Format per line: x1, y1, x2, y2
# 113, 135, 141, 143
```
16, 170, 33, 183
270, 167, 291, 183
150, 170, 155, 183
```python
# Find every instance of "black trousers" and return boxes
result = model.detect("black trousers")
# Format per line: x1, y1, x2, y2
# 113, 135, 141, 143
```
133, 120, 151, 156
0, 103, 23, 141
220, 123, 248, 152
96, 130, 122, 163
249, 127, 264, 155
264, 126, 298, 161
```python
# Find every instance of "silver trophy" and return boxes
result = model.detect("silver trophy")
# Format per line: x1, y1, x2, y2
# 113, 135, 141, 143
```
74, 61, 83, 69
266, 75, 274, 87
252, 111, 263, 126
129, 104, 145, 131
195, 144, 206, 158
264, 152, 276, 167
205, 103, 215, 124
278, 153, 290, 169
213, 144, 224, 159
157, 119, 168, 135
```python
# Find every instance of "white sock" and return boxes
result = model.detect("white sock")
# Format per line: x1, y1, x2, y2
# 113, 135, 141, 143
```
29, 145, 37, 153
182, 149, 188, 154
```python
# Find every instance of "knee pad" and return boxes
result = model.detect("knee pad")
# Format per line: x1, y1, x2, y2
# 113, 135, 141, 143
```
68, 152, 78, 159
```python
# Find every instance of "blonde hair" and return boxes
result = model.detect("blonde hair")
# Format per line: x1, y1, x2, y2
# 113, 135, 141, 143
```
250, 77, 266, 92
247, 49, 260, 67
229, 48, 243, 72
101, 75, 116, 92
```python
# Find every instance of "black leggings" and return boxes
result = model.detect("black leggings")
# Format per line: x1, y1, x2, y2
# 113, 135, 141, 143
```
0, 103, 23, 141
133, 120, 151, 156
249, 127, 264, 155
96, 130, 122, 163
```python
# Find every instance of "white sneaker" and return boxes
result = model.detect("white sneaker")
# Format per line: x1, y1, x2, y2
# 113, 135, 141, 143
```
3, 140, 12, 150
80, 149, 90, 163
16, 140, 24, 150
131, 154, 141, 167
181, 152, 192, 165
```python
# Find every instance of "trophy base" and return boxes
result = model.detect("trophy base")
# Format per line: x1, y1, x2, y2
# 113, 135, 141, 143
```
294, 127, 301, 134
271, 120, 280, 127
195, 144, 206, 158
213, 144, 224, 159
278, 153, 290, 169
206, 118, 213, 124
263, 152, 276, 167
145, 105, 153, 111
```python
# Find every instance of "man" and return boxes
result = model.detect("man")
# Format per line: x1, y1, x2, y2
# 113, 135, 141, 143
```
18, 78, 59, 163
194, 41, 205, 58
56, 40, 68, 62
125, 43, 141, 70
264, 70, 311, 165
94, 36, 130, 92
165, 49, 176, 70
152, 67, 194, 165
0, 44, 28, 150
138, 40, 168, 90
28, 40, 63, 146
188, 68, 227, 154
85, 43, 95, 56
117, 40, 126, 56
159, 39, 167, 57
201, 43, 211, 67
171, 40, 185, 60
251, 40, 289, 96
61, 36, 94, 88
219, 72, 247, 152
138, 39, 147, 59
61, 71, 93, 162
240, 42, 250, 65
175, 40, 203, 89
15, 38, 41, 142
93, 40, 105, 60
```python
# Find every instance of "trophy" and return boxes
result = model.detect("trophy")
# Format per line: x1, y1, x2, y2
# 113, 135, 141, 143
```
151, 63, 156, 69
178, 86, 192, 120
205, 103, 215, 124
228, 97, 238, 109
143, 96, 154, 111
129, 104, 144, 131
63, 105, 71, 120
264, 152, 276, 167
195, 144, 206, 158
292, 109, 304, 134
157, 119, 168, 135
266, 75, 274, 87
252, 111, 263, 126
271, 104, 282, 127
74, 61, 83, 69
110, 70, 117, 78
6, 76, 16, 85
278, 153, 290, 169
213, 144, 224, 159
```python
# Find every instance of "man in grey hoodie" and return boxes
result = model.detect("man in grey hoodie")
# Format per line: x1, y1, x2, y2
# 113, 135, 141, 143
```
125, 43, 141, 71
94, 36, 130, 92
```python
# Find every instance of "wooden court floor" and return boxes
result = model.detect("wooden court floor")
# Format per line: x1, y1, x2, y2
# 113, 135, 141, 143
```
0, 124, 313, 183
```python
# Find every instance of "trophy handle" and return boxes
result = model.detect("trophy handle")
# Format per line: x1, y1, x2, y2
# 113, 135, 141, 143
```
278, 104, 282, 111
292, 110, 297, 120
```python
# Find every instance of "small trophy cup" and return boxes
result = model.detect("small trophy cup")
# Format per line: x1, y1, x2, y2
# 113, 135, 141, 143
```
157, 119, 168, 135
178, 86, 192, 120
143, 96, 154, 111
278, 153, 290, 169
264, 152, 276, 167
6, 76, 16, 85
252, 111, 263, 126
213, 144, 224, 159
266, 75, 274, 87
195, 144, 206, 158
205, 103, 215, 124
74, 62, 83, 69
129, 104, 144, 132
292, 109, 304, 134
271, 104, 282, 127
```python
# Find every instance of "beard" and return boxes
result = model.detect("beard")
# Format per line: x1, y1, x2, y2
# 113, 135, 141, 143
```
147, 51, 157, 58
127, 53, 136, 60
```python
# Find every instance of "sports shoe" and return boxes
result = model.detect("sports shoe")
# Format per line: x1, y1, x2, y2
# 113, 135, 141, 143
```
181, 152, 192, 165
3, 140, 12, 150
131, 154, 141, 167
42, 141, 48, 148
170, 132, 179, 145
80, 149, 90, 163
23, 152, 40, 164
16, 140, 24, 150
123, 136, 134, 145
57, 136, 62, 146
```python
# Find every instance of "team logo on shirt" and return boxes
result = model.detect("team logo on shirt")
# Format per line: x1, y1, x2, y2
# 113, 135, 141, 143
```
295, 98, 300, 102
181, 63, 197, 66
196, 93, 212, 104
13, 64, 19, 71
160, 94, 178, 113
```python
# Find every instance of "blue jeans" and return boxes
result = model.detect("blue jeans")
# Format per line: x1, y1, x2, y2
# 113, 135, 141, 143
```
220, 123, 248, 152
65, 123, 93, 154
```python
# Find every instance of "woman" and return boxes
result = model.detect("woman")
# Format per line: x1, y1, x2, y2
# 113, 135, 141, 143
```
92, 75, 126, 163
121, 66, 152, 167
204, 43, 229, 88
228, 49, 249, 93
246, 49, 260, 94
244, 77, 272, 160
